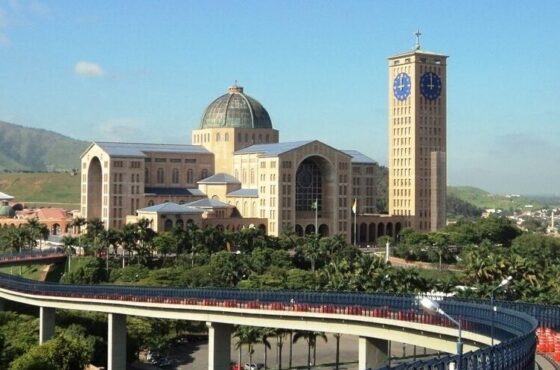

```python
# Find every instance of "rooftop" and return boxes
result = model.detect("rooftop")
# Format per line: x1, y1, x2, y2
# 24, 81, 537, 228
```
144, 187, 205, 197
0, 192, 14, 201
341, 150, 377, 165
227, 188, 259, 198
185, 198, 233, 209
85, 142, 210, 158
137, 202, 203, 214
199, 85, 273, 130
235, 140, 313, 156
198, 173, 240, 184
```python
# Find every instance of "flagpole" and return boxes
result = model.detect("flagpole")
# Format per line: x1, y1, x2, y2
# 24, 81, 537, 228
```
353, 198, 357, 246
354, 207, 357, 246
314, 198, 318, 235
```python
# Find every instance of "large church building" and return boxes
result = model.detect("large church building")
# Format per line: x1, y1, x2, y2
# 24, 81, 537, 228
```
81, 42, 447, 241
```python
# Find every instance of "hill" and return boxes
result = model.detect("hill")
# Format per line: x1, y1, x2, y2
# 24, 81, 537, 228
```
448, 186, 543, 211
0, 121, 88, 171
0, 172, 80, 208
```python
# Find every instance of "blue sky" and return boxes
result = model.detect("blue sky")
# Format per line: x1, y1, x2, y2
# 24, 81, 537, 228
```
0, 0, 559, 195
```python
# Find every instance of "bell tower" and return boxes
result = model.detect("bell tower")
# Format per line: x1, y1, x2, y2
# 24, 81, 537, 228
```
388, 32, 448, 231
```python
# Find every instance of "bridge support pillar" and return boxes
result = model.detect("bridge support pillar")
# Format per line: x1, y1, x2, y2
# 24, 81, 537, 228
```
358, 337, 389, 370
39, 307, 55, 344
207, 321, 232, 370
108, 313, 127, 370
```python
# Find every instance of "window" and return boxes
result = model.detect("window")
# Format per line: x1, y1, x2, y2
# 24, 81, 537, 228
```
200, 169, 208, 180
172, 168, 179, 184
187, 169, 194, 184
157, 168, 164, 184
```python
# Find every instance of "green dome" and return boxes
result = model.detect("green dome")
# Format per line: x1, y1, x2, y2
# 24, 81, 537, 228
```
200, 85, 273, 129
0, 205, 15, 218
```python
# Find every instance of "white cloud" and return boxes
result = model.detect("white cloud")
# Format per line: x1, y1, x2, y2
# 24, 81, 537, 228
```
74, 61, 105, 77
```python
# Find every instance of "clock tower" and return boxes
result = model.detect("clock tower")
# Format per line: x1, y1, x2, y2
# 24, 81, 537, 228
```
388, 33, 448, 231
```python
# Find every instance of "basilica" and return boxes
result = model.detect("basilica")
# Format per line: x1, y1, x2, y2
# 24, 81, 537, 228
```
81, 45, 447, 243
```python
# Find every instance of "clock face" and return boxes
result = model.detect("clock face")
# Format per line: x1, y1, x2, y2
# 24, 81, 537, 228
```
420, 72, 442, 100
393, 73, 411, 101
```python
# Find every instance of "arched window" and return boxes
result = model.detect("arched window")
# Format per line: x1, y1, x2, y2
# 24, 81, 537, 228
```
187, 169, 194, 184
201, 169, 208, 180
216, 133, 221, 142
172, 168, 179, 184
145, 168, 149, 182
164, 219, 173, 231
250, 168, 255, 184
147, 200, 154, 206
157, 168, 164, 184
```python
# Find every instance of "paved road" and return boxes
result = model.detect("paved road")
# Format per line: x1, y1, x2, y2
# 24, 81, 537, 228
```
133, 334, 438, 370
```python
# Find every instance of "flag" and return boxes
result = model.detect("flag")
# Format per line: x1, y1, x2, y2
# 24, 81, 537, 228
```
352, 199, 357, 214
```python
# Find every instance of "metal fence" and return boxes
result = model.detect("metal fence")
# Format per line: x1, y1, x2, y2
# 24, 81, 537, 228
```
0, 272, 542, 370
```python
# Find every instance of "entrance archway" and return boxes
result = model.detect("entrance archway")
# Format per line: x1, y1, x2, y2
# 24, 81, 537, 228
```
295, 224, 304, 237
318, 224, 329, 236
86, 157, 103, 219
305, 224, 315, 234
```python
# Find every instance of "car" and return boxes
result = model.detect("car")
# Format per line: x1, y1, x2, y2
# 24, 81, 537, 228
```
156, 357, 172, 368
244, 363, 264, 370
230, 364, 242, 370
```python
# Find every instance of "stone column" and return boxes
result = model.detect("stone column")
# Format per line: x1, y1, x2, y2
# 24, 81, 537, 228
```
39, 307, 55, 344
207, 321, 232, 370
358, 337, 389, 370
108, 313, 127, 370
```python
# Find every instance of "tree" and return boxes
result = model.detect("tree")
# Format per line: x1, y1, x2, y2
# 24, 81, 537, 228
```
9, 327, 93, 370
24, 218, 49, 249
293, 331, 327, 369
60, 235, 77, 273
301, 233, 321, 272
70, 217, 87, 254
234, 326, 260, 368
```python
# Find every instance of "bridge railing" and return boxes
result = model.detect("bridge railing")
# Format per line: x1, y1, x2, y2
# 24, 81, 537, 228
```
0, 272, 539, 370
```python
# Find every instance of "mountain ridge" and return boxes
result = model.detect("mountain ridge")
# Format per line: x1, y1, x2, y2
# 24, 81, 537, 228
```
0, 120, 88, 171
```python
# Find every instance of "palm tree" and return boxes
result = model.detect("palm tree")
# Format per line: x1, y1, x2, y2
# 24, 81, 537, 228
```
71, 216, 87, 255
234, 326, 260, 368
98, 229, 120, 279
272, 329, 288, 370
302, 233, 322, 272
61, 235, 77, 273
120, 223, 138, 268
293, 331, 328, 369
86, 218, 105, 255
333, 333, 342, 370
25, 218, 49, 249
135, 218, 155, 264
259, 328, 273, 369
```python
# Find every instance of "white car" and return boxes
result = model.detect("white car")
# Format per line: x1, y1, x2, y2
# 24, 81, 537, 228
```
244, 364, 264, 370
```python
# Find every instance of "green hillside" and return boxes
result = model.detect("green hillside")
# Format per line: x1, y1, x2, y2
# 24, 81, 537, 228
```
448, 186, 542, 211
0, 172, 80, 207
0, 121, 88, 171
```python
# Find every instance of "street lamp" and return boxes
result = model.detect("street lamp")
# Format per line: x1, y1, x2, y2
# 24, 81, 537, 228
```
490, 276, 512, 347
420, 297, 463, 370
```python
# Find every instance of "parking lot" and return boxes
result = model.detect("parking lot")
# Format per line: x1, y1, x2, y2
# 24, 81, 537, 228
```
132, 334, 435, 370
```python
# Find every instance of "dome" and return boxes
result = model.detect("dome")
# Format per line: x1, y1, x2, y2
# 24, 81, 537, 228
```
0, 205, 15, 218
200, 85, 273, 129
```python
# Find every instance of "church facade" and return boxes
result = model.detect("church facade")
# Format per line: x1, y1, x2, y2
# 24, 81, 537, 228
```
80, 43, 447, 241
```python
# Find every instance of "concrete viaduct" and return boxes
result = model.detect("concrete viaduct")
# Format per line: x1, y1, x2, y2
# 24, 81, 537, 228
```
0, 272, 538, 370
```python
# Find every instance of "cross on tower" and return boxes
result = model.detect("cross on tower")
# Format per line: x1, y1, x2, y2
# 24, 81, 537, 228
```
414, 29, 422, 50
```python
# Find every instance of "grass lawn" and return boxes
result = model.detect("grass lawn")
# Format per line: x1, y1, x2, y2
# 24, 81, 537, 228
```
0, 172, 80, 206
0, 263, 48, 280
